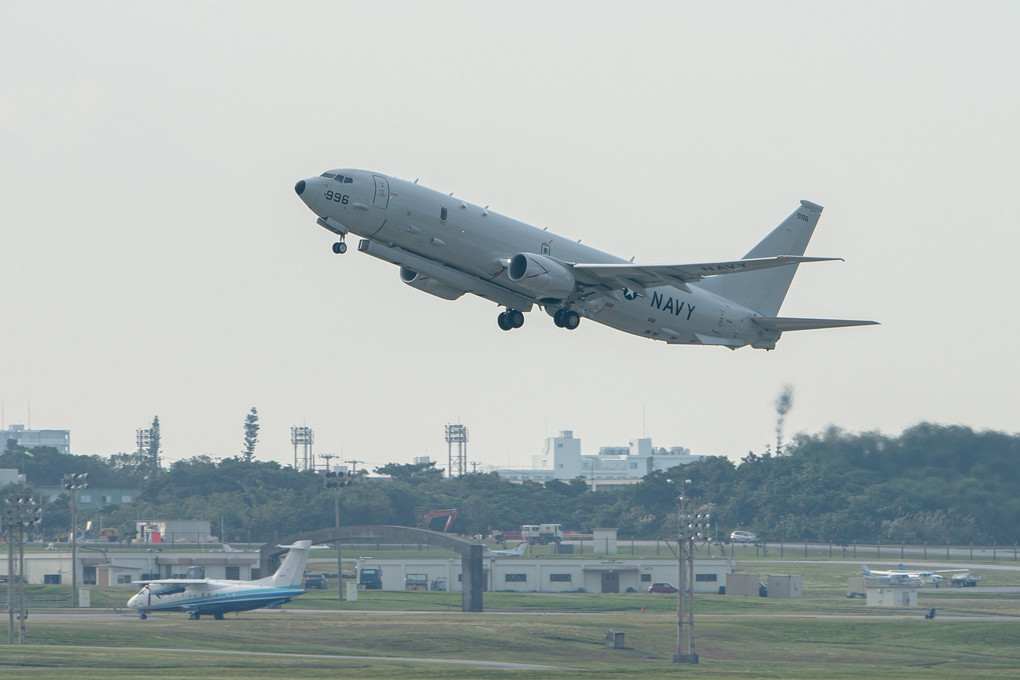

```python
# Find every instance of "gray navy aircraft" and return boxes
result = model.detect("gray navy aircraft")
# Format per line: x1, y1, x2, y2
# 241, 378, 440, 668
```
295, 170, 876, 350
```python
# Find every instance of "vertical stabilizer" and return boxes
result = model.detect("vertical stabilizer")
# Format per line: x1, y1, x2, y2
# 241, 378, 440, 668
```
698, 201, 823, 316
261, 540, 313, 588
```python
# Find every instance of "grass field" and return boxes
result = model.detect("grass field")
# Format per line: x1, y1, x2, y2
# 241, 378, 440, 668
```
2, 558, 1018, 679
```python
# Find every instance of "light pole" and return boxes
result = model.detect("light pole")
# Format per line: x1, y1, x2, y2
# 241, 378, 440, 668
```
668, 478, 708, 664
4, 492, 42, 644
63, 473, 88, 609
324, 468, 354, 602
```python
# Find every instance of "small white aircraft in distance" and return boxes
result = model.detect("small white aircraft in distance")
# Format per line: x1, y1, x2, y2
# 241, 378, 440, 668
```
483, 542, 528, 558
862, 564, 969, 586
127, 540, 312, 620
294, 170, 877, 350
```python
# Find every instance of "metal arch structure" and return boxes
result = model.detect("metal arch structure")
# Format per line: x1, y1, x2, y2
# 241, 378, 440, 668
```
261, 525, 485, 612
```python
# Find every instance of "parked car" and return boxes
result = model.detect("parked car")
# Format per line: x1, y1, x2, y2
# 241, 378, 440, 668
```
648, 582, 678, 593
730, 530, 758, 544
304, 573, 328, 589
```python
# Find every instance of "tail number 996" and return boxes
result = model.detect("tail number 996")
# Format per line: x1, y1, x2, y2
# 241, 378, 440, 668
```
324, 190, 349, 204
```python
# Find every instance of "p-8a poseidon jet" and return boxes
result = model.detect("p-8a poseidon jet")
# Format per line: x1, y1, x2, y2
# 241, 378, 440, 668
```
294, 170, 876, 350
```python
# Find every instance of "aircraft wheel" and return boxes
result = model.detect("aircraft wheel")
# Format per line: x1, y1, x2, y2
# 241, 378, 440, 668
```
332, 241, 348, 254
509, 309, 524, 328
563, 311, 581, 330
214, 613, 224, 620
553, 309, 566, 327
189, 612, 200, 620
497, 312, 512, 331
139, 611, 147, 620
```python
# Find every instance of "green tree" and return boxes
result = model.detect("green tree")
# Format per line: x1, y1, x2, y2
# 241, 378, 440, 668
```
242, 407, 259, 462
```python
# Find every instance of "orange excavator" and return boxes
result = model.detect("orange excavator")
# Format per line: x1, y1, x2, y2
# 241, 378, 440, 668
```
421, 508, 458, 533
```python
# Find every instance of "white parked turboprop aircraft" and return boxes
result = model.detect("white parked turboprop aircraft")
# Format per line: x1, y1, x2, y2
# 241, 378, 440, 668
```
127, 540, 312, 620
862, 564, 969, 586
483, 541, 528, 558
295, 170, 876, 349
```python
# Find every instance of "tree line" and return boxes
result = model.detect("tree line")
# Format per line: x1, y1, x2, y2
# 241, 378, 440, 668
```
2, 422, 1017, 545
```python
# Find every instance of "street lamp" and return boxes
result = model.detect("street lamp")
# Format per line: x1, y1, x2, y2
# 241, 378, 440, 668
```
62, 473, 88, 609
324, 468, 354, 602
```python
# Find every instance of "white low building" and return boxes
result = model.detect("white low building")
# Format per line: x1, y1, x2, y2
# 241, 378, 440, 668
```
2, 547, 259, 588
356, 556, 733, 594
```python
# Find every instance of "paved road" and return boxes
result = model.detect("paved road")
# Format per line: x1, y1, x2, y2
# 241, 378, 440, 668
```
16, 638, 576, 671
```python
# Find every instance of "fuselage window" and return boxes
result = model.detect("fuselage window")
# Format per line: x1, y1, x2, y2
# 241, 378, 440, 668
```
343, 176, 353, 184
440, 207, 448, 222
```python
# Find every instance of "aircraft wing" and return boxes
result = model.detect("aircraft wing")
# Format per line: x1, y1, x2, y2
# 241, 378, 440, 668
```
570, 255, 840, 294
132, 578, 211, 585
752, 317, 879, 332
132, 578, 213, 595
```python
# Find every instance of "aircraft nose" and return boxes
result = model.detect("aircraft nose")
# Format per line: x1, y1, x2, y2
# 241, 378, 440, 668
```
294, 179, 306, 195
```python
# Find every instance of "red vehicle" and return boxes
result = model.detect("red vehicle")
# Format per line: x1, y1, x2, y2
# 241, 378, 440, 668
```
648, 582, 678, 593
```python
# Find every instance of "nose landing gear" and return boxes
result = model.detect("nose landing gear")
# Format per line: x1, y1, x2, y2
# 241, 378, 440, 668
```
498, 309, 525, 331
331, 238, 348, 254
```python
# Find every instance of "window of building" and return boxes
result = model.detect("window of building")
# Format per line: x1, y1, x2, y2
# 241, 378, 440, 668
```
505, 573, 527, 583
640, 573, 652, 582
549, 573, 572, 582
116, 575, 133, 584
695, 573, 718, 582
82, 566, 97, 585
226, 566, 240, 580
121, 495, 132, 503
80, 495, 91, 504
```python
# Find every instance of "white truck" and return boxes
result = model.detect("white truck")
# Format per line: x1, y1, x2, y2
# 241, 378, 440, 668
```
522, 523, 563, 545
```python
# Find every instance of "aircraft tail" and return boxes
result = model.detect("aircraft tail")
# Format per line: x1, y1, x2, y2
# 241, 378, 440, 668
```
260, 540, 313, 588
512, 541, 528, 556
862, 566, 874, 577
698, 200, 823, 316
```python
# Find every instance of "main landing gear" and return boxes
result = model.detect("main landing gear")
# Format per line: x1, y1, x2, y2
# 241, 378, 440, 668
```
497, 309, 525, 331
331, 237, 348, 254
553, 308, 581, 330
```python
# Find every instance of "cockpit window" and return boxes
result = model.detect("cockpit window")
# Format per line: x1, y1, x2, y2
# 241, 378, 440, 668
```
319, 173, 354, 184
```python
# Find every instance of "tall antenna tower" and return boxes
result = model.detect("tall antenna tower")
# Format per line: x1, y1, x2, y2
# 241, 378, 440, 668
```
444, 423, 468, 478
291, 426, 314, 470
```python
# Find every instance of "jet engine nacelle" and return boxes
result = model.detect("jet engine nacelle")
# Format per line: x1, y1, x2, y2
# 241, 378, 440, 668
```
399, 267, 465, 301
507, 253, 575, 301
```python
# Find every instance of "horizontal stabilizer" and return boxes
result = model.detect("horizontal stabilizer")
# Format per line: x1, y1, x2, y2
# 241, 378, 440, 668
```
752, 317, 879, 332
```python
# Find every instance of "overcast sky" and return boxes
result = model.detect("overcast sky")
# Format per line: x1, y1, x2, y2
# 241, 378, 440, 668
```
3, 2, 1018, 472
